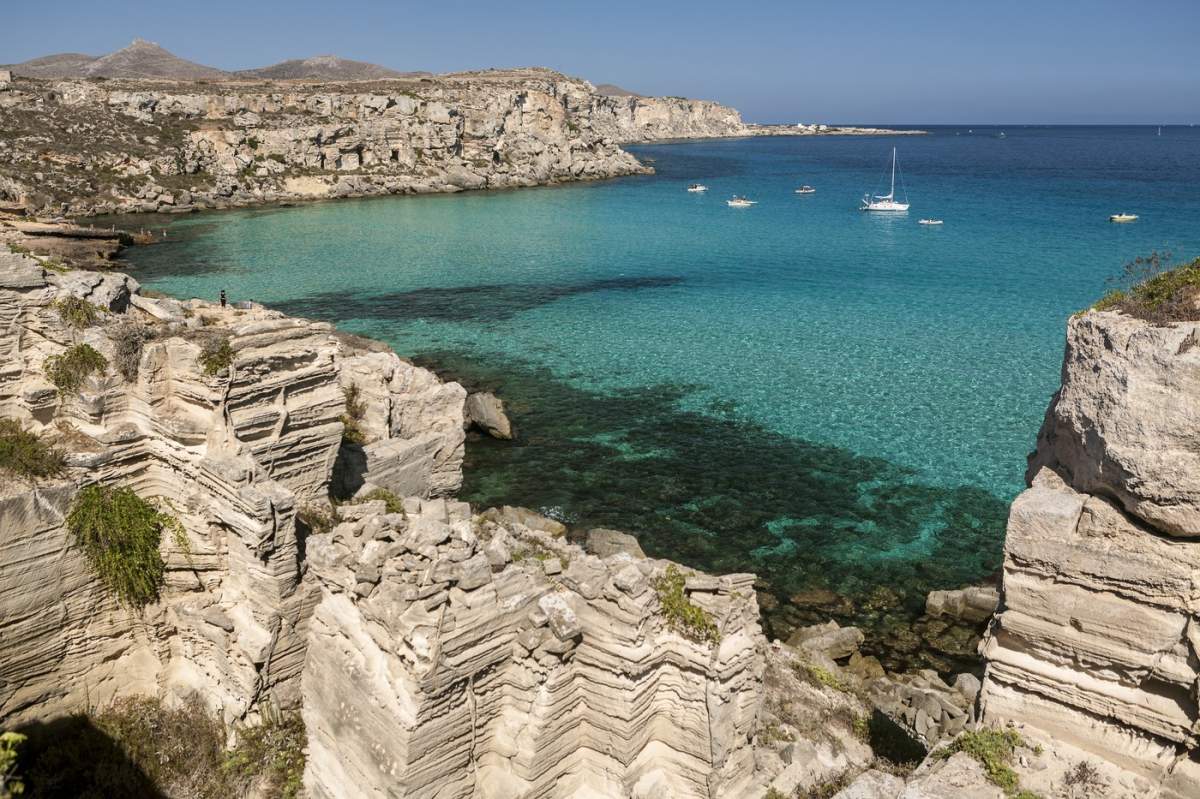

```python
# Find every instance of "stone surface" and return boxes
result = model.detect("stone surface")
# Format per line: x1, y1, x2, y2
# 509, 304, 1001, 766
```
302, 499, 765, 798
464, 390, 513, 439
925, 585, 999, 624
978, 309, 1200, 796
0, 70, 919, 218
585, 527, 646, 559
0, 262, 464, 725
787, 620, 865, 660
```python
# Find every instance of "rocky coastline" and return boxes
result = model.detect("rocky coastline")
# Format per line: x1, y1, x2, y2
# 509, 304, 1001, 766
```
0, 68, 917, 219
3, 203, 1199, 797
1, 63, 1196, 799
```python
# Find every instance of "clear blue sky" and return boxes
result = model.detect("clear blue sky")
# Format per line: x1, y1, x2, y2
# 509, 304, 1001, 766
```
4, 0, 1197, 124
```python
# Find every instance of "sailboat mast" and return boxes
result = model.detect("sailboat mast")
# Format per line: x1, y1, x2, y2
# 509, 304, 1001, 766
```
890, 147, 896, 198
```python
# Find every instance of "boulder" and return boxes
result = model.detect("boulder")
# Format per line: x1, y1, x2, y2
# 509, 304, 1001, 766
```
925, 585, 999, 624
787, 620, 864, 660
585, 527, 645, 559
464, 390, 513, 439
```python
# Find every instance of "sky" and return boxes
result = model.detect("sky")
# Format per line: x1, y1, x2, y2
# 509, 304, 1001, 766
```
3, 0, 1198, 124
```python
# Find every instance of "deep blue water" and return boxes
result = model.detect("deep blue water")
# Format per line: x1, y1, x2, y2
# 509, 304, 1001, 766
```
119, 125, 1200, 663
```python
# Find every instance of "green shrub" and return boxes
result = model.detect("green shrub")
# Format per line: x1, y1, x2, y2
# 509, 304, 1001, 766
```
937, 728, 1036, 796
15, 694, 305, 799
66, 485, 182, 607
297, 504, 337, 536
1091, 252, 1200, 323
0, 418, 66, 481
652, 564, 720, 644
1, 731, 25, 799
223, 704, 306, 799
53, 297, 103, 329
793, 660, 850, 693
108, 323, 151, 381
340, 384, 367, 444
44, 344, 107, 395
198, 334, 233, 376
358, 487, 404, 514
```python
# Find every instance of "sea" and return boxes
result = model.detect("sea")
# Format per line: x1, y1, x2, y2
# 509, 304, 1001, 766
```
117, 125, 1200, 666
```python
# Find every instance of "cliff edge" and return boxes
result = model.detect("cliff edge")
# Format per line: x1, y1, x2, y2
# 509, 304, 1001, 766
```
978, 307, 1200, 797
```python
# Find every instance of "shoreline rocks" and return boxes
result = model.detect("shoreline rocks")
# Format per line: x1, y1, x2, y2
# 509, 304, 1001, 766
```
0, 70, 920, 219
978, 310, 1200, 797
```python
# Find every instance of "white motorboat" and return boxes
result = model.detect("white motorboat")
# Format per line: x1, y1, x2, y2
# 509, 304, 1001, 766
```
727, 196, 757, 208
794, 185, 816, 194
861, 148, 910, 211
918, 219, 943, 225
687, 183, 708, 193
1109, 213, 1138, 223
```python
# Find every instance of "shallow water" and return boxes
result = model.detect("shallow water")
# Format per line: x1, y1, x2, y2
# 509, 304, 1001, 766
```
119, 126, 1200, 663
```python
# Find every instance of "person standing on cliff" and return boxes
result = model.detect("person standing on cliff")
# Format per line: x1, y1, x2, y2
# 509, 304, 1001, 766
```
219, 289, 227, 308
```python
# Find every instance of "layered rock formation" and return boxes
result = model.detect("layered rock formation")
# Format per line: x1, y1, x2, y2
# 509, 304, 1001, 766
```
978, 310, 1200, 797
0, 249, 465, 725
0, 70, 649, 216
0, 241, 791, 797
303, 499, 764, 798
0, 67, 917, 217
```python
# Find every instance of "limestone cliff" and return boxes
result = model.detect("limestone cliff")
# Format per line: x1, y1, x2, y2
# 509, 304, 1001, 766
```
0, 247, 790, 797
978, 310, 1200, 797
302, 501, 764, 798
0, 249, 465, 725
0, 70, 915, 218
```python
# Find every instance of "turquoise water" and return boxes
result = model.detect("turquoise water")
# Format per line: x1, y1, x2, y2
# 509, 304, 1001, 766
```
120, 126, 1200, 665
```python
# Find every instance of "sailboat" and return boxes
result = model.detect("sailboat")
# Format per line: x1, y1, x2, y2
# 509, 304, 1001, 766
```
861, 147, 910, 211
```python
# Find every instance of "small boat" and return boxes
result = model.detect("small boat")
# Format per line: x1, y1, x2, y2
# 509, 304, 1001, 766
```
794, 185, 816, 194
861, 147, 910, 211
918, 219, 943, 226
727, 196, 757, 208
997, 131, 1006, 138
1109, 213, 1138, 223
687, 183, 708, 193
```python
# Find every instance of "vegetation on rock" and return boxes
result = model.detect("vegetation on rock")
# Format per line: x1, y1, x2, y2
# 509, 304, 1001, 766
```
66, 485, 183, 607
936, 728, 1039, 797
0, 732, 25, 799
652, 564, 720, 644
358, 487, 404, 514
52, 296, 102, 329
1092, 252, 1200, 323
13, 695, 305, 799
340, 383, 368, 444
44, 344, 107, 395
223, 704, 306, 799
0, 418, 66, 481
198, 333, 234, 376
297, 504, 338, 537
108, 322, 152, 381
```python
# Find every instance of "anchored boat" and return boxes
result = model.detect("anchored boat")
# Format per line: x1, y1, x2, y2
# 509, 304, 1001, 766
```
687, 183, 708, 193
861, 148, 910, 211
1109, 213, 1138, 223
794, 185, 816, 194
727, 196, 757, 208
918, 219, 943, 226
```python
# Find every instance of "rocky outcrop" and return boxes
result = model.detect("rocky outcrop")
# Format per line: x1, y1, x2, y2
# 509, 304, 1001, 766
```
978, 310, 1200, 797
0, 70, 649, 216
464, 390, 513, 440
0, 242, 786, 797
0, 252, 465, 725
0, 68, 919, 217
302, 500, 764, 798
